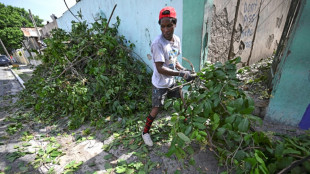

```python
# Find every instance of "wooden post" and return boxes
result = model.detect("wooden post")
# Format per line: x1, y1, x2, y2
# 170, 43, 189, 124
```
28, 9, 42, 54
28, 9, 41, 40
228, 0, 241, 60
0, 38, 13, 63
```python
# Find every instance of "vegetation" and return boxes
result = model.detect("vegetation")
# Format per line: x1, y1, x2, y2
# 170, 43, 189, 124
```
5, 14, 309, 173
0, 3, 43, 53
166, 57, 310, 173
18, 17, 151, 129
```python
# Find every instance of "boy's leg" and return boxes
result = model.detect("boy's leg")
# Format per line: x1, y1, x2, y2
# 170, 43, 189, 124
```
143, 107, 159, 134
142, 86, 167, 146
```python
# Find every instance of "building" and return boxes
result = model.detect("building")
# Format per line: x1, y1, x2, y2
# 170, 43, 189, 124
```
266, 0, 310, 128
20, 27, 42, 50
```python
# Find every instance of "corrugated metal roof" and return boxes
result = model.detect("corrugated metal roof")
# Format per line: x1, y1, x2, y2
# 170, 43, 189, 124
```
20, 28, 42, 37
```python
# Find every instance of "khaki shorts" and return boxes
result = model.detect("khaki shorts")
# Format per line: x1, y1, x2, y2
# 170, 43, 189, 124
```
152, 84, 181, 107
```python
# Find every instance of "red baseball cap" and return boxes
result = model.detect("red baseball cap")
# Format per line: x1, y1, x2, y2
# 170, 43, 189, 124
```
159, 6, 177, 21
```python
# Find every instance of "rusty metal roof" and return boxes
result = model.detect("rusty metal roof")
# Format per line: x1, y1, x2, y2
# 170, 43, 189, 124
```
20, 28, 42, 37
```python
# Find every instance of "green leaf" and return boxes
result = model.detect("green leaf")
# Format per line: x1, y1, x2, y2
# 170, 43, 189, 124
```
104, 154, 113, 160
193, 122, 206, 130
245, 157, 257, 167
235, 150, 246, 161
254, 152, 265, 164
189, 157, 196, 165
238, 118, 249, 132
129, 144, 139, 150
194, 103, 204, 114
22, 142, 32, 147
50, 150, 62, 157
193, 116, 207, 123
213, 113, 220, 123
246, 115, 263, 125
177, 132, 191, 143
166, 145, 176, 157
173, 100, 181, 112
234, 98, 244, 110
164, 100, 172, 110
128, 162, 143, 170
240, 106, 255, 114
225, 114, 236, 124
116, 166, 127, 173
267, 163, 277, 174
283, 148, 301, 155
125, 168, 135, 174
275, 143, 284, 158
170, 115, 178, 126
185, 126, 192, 135
104, 163, 112, 169
204, 101, 212, 116
214, 70, 226, 79
174, 170, 181, 174
216, 128, 226, 137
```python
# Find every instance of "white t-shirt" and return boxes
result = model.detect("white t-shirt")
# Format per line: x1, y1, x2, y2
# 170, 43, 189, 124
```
151, 34, 181, 88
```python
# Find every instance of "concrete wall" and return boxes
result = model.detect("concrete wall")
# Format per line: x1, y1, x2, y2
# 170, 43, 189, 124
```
206, 0, 291, 65
233, 0, 260, 64
41, 20, 58, 38
182, 0, 206, 71
13, 49, 30, 65
266, 0, 310, 126
249, 0, 292, 64
57, 0, 183, 71
207, 0, 237, 63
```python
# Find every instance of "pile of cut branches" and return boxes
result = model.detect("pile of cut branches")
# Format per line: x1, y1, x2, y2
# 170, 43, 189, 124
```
18, 17, 151, 129
165, 57, 310, 174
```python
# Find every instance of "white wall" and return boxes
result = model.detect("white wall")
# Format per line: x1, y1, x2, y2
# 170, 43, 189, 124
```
57, 0, 183, 70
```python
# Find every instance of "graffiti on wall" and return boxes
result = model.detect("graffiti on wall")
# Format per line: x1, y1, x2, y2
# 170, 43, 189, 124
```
241, 1, 258, 49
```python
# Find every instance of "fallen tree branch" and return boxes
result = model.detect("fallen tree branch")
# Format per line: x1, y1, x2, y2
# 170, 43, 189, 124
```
103, 4, 117, 35
277, 155, 310, 174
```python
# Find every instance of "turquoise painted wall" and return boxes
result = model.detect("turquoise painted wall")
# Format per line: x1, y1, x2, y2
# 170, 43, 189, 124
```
182, 0, 206, 71
266, 0, 310, 126
57, 0, 183, 71
201, 0, 213, 68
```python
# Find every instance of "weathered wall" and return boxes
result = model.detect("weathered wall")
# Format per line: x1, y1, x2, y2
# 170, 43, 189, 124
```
266, 0, 310, 126
41, 20, 58, 38
57, 0, 183, 71
207, 0, 237, 63
206, 0, 291, 66
233, 0, 260, 64
249, 0, 292, 64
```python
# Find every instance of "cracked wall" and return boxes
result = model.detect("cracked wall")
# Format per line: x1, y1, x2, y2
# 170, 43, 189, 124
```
205, 0, 292, 65
208, 6, 234, 63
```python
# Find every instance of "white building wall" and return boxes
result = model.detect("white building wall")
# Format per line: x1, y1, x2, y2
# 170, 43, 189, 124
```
57, 0, 183, 70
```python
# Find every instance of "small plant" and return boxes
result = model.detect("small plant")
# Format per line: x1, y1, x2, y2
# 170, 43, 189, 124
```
82, 128, 91, 136
6, 123, 23, 135
33, 141, 63, 168
6, 151, 26, 162
21, 131, 34, 141
115, 160, 145, 174
63, 160, 83, 174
